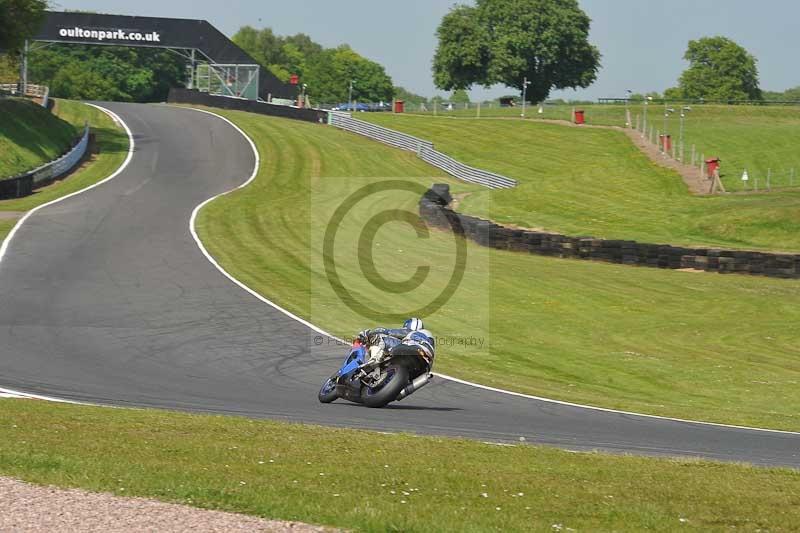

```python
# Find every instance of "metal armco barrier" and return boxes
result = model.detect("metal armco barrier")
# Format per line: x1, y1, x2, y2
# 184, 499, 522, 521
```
329, 112, 516, 189
0, 125, 90, 200
0, 83, 49, 107
420, 184, 800, 279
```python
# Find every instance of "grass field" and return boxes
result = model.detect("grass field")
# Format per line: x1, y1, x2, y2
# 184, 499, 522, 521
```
2, 399, 799, 532
400, 103, 800, 192
0, 99, 129, 240
0, 98, 77, 179
361, 113, 800, 252
194, 107, 800, 431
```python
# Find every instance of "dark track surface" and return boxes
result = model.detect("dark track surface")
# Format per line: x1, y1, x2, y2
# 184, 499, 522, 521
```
1, 103, 798, 468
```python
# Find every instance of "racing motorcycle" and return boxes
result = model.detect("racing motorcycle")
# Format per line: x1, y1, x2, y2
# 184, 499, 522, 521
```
318, 333, 434, 408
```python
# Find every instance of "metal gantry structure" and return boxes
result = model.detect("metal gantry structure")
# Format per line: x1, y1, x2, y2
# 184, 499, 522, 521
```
17, 39, 260, 101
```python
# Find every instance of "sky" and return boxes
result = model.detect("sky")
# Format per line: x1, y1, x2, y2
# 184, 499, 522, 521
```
50, 0, 800, 101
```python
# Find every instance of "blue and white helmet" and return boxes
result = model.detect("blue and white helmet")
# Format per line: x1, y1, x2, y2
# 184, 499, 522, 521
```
403, 317, 424, 331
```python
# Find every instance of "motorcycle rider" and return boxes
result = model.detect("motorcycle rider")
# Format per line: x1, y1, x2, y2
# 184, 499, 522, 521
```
359, 318, 434, 365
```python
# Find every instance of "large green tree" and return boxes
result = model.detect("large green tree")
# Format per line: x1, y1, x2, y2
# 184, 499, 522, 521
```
232, 26, 394, 104
304, 45, 393, 103
28, 44, 186, 102
0, 0, 48, 51
676, 36, 762, 102
433, 0, 601, 102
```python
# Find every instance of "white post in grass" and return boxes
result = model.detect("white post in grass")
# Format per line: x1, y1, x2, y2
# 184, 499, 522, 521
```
477, 101, 481, 118
521, 76, 531, 118
767, 168, 772, 191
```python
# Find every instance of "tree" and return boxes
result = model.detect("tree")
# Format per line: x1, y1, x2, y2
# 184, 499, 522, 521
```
303, 45, 393, 103
433, 0, 601, 102
28, 44, 186, 102
232, 26, 394, 104
393, 86, 429, 106
450, 89, 470, 104
676, 36, 761, 102
0, 53, 18, 80
0, 0, 48, 51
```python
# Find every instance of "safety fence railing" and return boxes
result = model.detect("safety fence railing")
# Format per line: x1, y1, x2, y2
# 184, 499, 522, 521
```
328, 112, 516, 189
0, 124, 90, 200
0, 83, 49, 107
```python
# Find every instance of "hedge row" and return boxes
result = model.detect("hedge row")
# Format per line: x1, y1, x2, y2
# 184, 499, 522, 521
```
420, 184, 800, 279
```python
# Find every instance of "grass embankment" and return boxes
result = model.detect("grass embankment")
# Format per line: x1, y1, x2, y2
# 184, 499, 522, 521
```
194, 108, 800, 431
362, 113, 800, 252
0, 99, 128, 240
0, 98, 77, 178
2, 400, 799, 532
402, 103, 800, 192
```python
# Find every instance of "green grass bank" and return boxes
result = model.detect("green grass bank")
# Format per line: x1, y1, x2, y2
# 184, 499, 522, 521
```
193, 107, 800, 431
361, 113, 800, 252
0, 98, 77, 179
1, 400, 798, 532
0, 99, 128, 240
400, 103, 800, 192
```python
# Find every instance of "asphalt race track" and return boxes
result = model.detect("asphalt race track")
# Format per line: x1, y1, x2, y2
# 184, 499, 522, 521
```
1, 103, 798, 468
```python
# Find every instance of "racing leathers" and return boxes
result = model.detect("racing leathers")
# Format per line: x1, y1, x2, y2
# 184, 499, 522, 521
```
359, 327, 435, 366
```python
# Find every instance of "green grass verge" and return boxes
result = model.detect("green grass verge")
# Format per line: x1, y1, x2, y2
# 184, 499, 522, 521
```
361, 113, 800, 252
401, 103, 800, 192
0, 99, 128, 213
194, 108, 800, 431
1, 399, 798, 532
0, 98, 77, 179
0, 218, 15, 241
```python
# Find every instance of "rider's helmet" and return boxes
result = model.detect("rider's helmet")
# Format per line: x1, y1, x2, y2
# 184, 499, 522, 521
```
403, 317, 424, 331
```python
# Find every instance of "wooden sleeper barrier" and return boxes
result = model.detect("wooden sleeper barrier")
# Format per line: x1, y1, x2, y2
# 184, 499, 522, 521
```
419, 184, 800, 279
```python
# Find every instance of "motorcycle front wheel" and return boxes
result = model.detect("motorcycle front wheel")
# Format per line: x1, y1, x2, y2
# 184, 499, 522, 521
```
318, 376, 339, 403
363, 364, 409, 408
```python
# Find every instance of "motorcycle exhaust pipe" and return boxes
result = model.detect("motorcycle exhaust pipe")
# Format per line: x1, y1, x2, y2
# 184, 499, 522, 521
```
397, 374, 433, 401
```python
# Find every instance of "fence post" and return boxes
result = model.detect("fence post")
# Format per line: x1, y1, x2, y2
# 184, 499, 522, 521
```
767, 168, 771, 191
477, 101, 481, 118
700, 154, 705, 180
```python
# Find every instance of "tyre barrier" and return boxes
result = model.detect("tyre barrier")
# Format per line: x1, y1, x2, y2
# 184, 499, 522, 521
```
168, 89, 328, 124
420, 184, 800, 279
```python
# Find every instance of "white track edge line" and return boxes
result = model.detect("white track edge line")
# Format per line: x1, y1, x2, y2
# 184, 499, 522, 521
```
0, 102, 135, 405
182, 106, 800, 438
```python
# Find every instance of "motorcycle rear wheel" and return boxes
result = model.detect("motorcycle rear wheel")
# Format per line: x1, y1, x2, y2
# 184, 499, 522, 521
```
318, 377, 339, 403
363, 364, 409, 408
